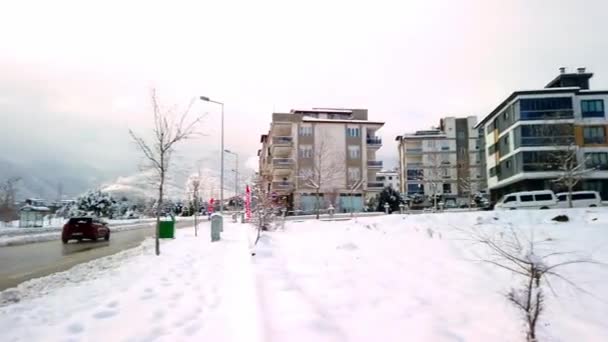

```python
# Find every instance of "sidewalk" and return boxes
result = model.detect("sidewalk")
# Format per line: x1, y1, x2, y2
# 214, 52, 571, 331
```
0, 221, 262, 342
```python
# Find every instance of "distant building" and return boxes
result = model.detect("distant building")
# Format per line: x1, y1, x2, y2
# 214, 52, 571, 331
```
475, 68, 608, 201
19, 199, 50, 228
258, 108, 384, 213
396, 116, 484, 207
376, 170, 400, 190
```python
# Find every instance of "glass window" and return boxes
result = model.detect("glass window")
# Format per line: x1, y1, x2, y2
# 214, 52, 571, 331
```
299, 126, 313, 136
583, 126, 606, 144
581, 100, 605, 118
503, 196, 516, 203
557, 194, 567, 201
407, 169, 423, 180
299, 145, 313, 158
442, 184, 451, 193
572, 193, 596, 200
535, 194, 553, 201
407, 183, 424, 194
520, 195, 533, 202
346, 127, 360, 137
348, 145, 360, 159
520, 97, 573, 120
505, 161, 511, 169
348, 167, 360, 181
585, 152, 608, 170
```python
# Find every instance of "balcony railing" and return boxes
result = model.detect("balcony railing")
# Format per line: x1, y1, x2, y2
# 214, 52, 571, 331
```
367, 160, 383, 168
272, 181, 293, 189
272, 136, 293, 145
407, 162, 423, 167
406, 148, 423, 154
367, 182, 384, 188
521, 136, 574, 146
584, 137, 607, 145
272, 158, 294, 167
366, 137, 382, 146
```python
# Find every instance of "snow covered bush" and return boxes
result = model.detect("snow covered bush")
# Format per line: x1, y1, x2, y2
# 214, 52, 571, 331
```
57, 190, 117, 218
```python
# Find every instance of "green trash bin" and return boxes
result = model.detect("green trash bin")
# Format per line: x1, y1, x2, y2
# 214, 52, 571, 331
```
158, 218, 175, 239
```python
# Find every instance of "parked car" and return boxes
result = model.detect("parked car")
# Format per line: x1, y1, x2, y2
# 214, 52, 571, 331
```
494, 190, 558, 210
556, 191, 602, 208
62, 217, 110, 243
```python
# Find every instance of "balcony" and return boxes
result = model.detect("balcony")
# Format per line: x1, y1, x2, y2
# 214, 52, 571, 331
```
272, 158, 294, 168
406, 148, 423, 155
366, 136, 382, 148
367, 160, 383, 169
272, 136, 293, 145
367, 181, 384, 189
407, 161, 423, 167
521, 136, 574, 146
272, 181, 293, 190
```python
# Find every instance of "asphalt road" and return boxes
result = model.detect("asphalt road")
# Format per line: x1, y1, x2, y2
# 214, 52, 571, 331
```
0, 220, 194, 291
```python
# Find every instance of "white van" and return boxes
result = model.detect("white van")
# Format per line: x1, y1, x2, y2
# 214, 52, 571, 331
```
494, 190, 558, 210
556, 191, 601, 208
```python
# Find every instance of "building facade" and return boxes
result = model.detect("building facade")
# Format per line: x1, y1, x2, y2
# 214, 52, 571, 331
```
476, 68, 608, 201
375, 170, 400, 190
396, 116, 484, 206
258, 108, 384, 213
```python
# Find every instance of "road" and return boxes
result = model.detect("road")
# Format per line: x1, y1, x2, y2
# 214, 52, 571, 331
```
0, 220, 194, 291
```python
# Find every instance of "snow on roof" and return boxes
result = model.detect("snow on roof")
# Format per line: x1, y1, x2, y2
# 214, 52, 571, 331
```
302, 117, 384, 125
21, 205, 51, 212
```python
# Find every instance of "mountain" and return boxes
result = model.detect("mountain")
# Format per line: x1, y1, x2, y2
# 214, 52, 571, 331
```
0, 158, 108, 201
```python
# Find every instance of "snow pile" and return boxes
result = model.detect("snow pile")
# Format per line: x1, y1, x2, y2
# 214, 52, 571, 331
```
0, 223, 262, 342
254, 208, 608, 342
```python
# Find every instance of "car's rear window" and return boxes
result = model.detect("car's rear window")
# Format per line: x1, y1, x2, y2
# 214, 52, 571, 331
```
68, 218, 92, 225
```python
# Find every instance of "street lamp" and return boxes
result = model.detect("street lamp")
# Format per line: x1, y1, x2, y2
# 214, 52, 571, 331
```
224, 150, 239, 205
199, 96, 225, 214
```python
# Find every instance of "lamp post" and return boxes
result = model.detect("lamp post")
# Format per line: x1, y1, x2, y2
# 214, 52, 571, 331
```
224, 150, 239, 203
199, 96, 224, 214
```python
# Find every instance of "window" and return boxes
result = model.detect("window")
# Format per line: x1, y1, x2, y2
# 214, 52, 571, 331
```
407, 183, 424, 194
488, 144, 496, 155
505, 161, 511, 169
442, 184, 451, 194
503, 135, 509, 146
426, 140, 436, 149
348, 167, 360, 181
573, 193, 597, 200
585, 152, 608, 170
299, 145, 313, 158
503, 110, 509, 120
441, 145, 450, 151
299, 126, 313, 136
407, 169, 423, 180
346, 127, 360, 137
489, 167, 496, 177
557, 194, 567, 202
581, 100, 605, 118
583, 126, 606, 144
388, 176, 393, 180
504, 195, 516, 203
535, 194, 553, 201
520, 97, 573, 120
348, 145, 360, 159
299, 167, 312, 178
520, 195, 533, 202
457, 131, 466, 139
442, 168, 450, 178
520, 124, 574, 146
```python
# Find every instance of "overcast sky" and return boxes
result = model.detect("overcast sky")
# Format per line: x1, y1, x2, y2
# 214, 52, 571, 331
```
2, 0, 608, 182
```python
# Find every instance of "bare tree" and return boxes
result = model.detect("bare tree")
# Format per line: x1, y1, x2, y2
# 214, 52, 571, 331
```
423, 153, 447, 211
300, 136, 345, 219
250, 175, 274, 242
465, 226, 601, 341
129, 89, 203, 255
0, 177, 20, 226
457, 161, 474, 209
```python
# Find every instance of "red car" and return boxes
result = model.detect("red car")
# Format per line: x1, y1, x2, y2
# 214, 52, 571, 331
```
62, 217, 110, 243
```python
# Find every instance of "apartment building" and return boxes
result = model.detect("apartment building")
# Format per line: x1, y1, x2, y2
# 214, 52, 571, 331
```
476, 68, 608, 201
396, 116, 484, 206
375, 169, 400, 190
258, 108, 384, 213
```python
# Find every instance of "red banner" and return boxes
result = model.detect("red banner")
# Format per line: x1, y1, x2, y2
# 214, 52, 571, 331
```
245, 185, 251, 221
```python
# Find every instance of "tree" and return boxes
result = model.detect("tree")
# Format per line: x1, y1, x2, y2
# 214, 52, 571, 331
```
0, 178, 20, 226
457, 161, 474, 208
251, 175, 275, 242
551, 144, 594, 208
467, 226, 600, 341
376, 186, 404, 213
70, 190, 116, 217
186, 171, 202, 237
299, 134, 345, 219
129, 89, 203, 255
423, 153, 447, 211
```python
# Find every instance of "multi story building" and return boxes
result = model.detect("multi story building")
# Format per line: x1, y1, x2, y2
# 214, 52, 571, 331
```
476, 68, 608, 201
258, 108, 385, 213
396, 116, 484, 206
375, 169, 400, 190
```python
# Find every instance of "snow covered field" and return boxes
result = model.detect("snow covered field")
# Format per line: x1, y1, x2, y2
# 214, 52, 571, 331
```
0, 217, 193, 247
0, 209, 606, 342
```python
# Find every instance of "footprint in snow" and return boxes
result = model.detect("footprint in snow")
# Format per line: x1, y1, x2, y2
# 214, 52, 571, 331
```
67, 322, 85, 334
93, 310, 118, 319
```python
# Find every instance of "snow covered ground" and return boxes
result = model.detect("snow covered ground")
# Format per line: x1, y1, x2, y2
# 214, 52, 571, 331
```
0, 222, 262, 342
0, 217, 193, 247
0, 209, 606, 342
